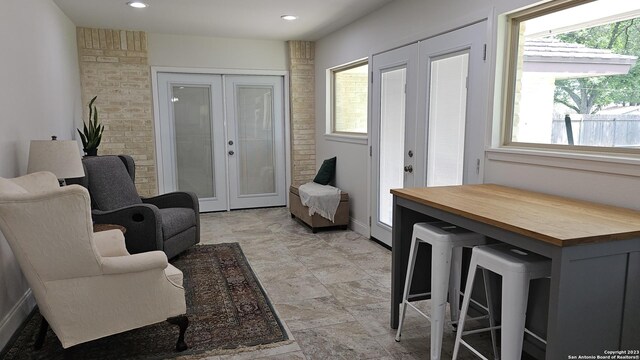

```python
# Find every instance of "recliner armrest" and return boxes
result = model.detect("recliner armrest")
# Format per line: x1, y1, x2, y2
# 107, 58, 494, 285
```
142, 191, 198, 211
101, 251, 168, 275
92, 203, 164, 254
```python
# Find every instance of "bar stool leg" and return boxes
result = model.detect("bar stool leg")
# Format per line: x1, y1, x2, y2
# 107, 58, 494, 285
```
452, 257, 478, 360
500, 272, 531, 360
481, 269, 499, 360
430, 242, 454, 360
395, 233, 421, 341
449, 246, 464, 328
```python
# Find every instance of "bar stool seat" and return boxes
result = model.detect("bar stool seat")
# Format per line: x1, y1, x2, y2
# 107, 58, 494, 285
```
453, 243, 551, 360
395, 222, 490, 360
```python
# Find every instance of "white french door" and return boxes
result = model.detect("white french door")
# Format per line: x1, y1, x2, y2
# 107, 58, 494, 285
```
418, 21, 487, 187
156, 73, 286, 211
224, 76, 286, 209
370, 21, 487, 246
370, 44, 419, 244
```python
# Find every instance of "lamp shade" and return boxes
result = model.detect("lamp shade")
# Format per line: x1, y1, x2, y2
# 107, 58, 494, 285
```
27, 138, 85, 179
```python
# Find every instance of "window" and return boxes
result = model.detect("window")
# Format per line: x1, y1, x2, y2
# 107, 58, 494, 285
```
331, 61, 369, 134
504, 0, 640, 153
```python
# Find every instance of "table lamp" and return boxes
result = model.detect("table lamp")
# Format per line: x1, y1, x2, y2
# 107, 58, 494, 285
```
27, 136, 85, 186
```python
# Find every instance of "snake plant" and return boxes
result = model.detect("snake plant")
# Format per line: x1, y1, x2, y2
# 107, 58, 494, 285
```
77, 96, 103, 155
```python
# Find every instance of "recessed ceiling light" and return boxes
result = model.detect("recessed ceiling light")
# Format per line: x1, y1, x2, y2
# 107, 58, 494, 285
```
127, 1, 148, 9
281, 15, 298, 21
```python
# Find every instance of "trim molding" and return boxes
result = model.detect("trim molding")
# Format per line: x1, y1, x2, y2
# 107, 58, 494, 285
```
0, 289, 35, 351
486, 147, 640, 177
324, 133, 368, 145
350, 217, 369, 237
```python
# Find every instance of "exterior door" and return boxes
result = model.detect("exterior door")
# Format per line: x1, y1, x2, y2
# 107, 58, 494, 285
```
370, 21, 487, 246
225, 75, 286, 209
156, 73, 286, 211
157, 73, 228, 212
418, 21, 487, 187
370, 44, 419, 246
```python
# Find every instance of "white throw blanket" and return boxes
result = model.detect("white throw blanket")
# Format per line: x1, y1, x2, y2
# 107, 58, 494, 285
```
298, 182, 342, 222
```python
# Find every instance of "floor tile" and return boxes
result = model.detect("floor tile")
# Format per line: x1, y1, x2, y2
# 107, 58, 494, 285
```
325, 278, 391, 307
192, 208, 503, 360
292, 321, 390, 360
262, 273, 332, 303
275, 296, 356, 331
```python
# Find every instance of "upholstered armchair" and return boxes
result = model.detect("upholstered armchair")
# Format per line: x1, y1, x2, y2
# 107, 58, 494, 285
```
0, 172, 189, 350
71, 155, 199, 259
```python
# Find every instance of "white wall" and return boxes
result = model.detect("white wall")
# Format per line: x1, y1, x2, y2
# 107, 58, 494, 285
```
148, 33, 287, 70
315, 0, 640, 237
0, 0, 82, 350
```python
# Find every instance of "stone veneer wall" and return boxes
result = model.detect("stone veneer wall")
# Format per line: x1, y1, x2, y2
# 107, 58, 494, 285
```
76, 27, 156, 196
287, 41, 316, 186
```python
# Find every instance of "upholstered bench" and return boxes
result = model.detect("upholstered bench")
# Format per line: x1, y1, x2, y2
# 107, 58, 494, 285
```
289, 185, 349, 233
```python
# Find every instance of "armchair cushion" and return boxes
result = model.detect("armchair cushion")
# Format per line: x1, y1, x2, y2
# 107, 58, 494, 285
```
83, 156, 142, 210
93, 229, 129, 257
159, 208, 197, 239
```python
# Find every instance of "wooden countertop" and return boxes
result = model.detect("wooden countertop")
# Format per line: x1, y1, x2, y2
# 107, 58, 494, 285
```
391, 184, 640, 247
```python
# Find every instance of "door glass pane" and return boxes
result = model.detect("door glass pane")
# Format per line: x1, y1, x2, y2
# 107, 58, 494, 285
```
427, 52, 469, 187
236, 85, 276, 195
379, 68, 407, 227
172, 86, 215, 198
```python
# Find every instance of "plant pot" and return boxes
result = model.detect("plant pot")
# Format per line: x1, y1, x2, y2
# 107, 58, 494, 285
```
84, 148, 98, 157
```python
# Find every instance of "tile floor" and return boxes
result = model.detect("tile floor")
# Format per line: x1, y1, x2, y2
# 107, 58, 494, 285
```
196, 207, 497, 360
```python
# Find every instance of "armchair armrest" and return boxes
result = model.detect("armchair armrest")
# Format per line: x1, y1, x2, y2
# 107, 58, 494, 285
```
101, 251, 168, 275
92, 203, 163, 254
93, 229, 129, 257
142, 191, 198, 211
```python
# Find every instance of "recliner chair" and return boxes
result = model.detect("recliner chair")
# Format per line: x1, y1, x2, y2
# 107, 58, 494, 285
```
72, 155, 200, 259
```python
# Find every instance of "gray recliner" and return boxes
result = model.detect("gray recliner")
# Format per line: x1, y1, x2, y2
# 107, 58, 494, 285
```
71, 155, 200, 259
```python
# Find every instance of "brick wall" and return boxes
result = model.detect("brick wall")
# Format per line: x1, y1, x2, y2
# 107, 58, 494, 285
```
288, 41, 316, 186
76, 27, 156, 196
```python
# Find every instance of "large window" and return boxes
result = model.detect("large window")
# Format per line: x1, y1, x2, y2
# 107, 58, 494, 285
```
504, 0, 640, 153
331, 61, 369, 134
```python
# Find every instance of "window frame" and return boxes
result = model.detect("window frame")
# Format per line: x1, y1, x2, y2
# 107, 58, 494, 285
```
501, 0, 640, 156
328, 59, 369, 137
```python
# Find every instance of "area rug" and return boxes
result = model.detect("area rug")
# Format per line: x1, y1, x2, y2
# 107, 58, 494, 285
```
1, 243, 289, 360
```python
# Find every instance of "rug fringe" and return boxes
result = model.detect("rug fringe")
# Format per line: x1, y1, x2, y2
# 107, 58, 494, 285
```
175, 339, 297, 359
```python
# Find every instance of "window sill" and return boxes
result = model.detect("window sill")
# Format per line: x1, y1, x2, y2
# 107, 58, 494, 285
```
486, 147, 640, 177
324, 133, 368, 145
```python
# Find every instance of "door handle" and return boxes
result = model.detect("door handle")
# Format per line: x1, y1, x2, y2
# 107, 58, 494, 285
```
404, 165, 413, 173
228, 150, 234, 156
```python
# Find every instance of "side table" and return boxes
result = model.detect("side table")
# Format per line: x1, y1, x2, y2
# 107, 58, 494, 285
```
93, 223, 126, 234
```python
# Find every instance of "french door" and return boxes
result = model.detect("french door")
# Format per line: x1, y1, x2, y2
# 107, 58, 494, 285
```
370, 44, 419, 244
156, 73, 286, 212
370, 21, 487, 246
418, 21, 487, 187
224, 76, 286, 209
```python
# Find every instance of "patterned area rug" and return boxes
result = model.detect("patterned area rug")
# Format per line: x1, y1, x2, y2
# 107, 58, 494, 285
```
1, 243, 288, 359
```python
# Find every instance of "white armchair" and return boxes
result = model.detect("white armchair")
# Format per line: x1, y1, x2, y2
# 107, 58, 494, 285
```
0, 172, 189, 351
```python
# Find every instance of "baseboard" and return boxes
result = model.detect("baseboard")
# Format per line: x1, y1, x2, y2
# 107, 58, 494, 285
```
0, 289, 35, 351
349, 217, 369, 237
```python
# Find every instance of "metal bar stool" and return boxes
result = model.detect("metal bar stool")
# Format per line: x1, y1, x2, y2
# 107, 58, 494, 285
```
453, 243, 551, 360
395, 222, 495, 360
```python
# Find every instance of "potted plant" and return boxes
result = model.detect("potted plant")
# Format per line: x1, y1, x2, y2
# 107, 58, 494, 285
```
77, 96, 104, 156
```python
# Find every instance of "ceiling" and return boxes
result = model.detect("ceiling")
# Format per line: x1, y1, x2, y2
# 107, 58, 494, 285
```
53, 0, 396, 41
